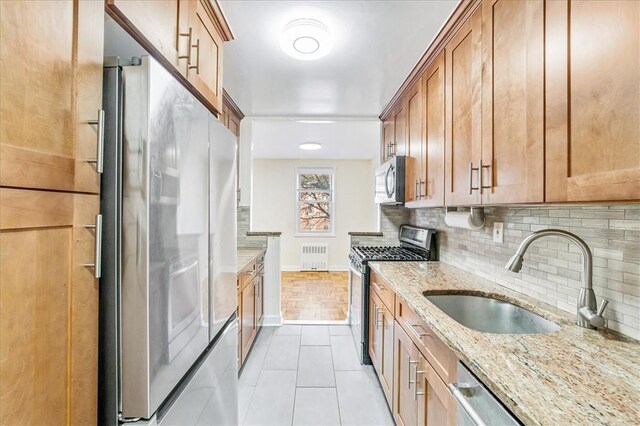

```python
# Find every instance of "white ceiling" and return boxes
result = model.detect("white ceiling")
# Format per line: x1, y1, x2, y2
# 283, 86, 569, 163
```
220, 0, 458, 117
250, 118, 380, 160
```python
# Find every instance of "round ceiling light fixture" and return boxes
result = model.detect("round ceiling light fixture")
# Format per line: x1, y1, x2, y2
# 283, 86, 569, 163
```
280, 18, 332, 60
299, 142, 322, 151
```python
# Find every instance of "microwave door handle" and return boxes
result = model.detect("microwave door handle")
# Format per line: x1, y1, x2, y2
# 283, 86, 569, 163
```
385, 165, 394, 198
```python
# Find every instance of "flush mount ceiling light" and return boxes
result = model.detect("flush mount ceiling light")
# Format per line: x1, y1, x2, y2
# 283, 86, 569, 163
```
280, 18, 333, 60
299, 142, 322, 151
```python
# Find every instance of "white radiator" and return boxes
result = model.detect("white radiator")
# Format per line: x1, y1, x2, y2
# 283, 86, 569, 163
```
300, 243, 329, 271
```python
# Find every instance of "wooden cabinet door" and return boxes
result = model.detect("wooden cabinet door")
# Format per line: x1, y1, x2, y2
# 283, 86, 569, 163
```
416, 352, 456, 426
0, 0, 103, 194
241, 279, 256, 360
380, 300, 395, 405
546, 0, 640, 202
255, 274, 264, 326
405, 80, 424, 203
422, 52, 446, 207
368, 290, 383, 372
187, 0, 224, 113
393, 321, 418, 426
481, 0, 544, 204
106, 0, 187, 73
445, 7, 483, 206
393, 104, 407, 157
0, 190, 100, 425
382, 119, 395, 162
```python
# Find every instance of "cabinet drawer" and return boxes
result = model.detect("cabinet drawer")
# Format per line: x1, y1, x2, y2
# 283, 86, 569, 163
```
370, 270, 395, 315
395, 297, 456, 384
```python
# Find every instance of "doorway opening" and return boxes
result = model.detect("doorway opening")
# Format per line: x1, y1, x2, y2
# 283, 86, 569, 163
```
281, 271, 349, 323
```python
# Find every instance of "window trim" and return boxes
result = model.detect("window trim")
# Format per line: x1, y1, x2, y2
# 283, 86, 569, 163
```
295, 166, 336, 237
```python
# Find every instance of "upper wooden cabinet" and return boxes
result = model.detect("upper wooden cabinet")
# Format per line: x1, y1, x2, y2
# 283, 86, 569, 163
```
405, 53, 446, 208
481, 0, 544, 204
185, 0, 225, 113
107, 0, 233, 115
0, 0, 104, 194
382, 119, 395, 162
545, 0, 640, 202
385, 0, 639, 205
381, 103, 406, 163
444, 6, 483, 206
405, 80, 424, 203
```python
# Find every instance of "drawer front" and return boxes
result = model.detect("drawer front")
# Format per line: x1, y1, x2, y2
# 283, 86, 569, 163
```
370, 270, 395, 315
395, 298, 456, 383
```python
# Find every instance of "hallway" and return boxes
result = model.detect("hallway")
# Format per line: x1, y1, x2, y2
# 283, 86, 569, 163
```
239, 325, 393, 425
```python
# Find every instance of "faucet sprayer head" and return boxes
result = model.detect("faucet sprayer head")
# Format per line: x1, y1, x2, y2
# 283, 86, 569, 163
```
505, 253, 524, 272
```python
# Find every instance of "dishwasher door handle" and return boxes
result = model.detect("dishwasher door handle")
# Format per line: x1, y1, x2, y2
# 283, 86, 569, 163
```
448, 383, 487, 426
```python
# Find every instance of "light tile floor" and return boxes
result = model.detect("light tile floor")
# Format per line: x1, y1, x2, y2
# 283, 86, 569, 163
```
239, 325, 394, 426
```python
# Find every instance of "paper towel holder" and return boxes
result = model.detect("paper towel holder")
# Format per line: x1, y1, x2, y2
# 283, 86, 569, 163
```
445, 206, 485, 229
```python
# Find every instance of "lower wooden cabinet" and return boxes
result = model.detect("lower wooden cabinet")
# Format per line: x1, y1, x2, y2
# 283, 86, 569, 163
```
393, 321, 420, 426
393, 321, 456, 426
0, 189, 100, 425
369, 275, 457, 426
417, 351, 456, 426
241, 280, 256, 356
237, 252, 265, 367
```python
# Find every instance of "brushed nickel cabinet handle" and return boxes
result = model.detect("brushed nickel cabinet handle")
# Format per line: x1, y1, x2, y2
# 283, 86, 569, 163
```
189, 39, 200, 74
479, 159, 491, 192
408, 358, 419, 388
411, 323, 430, 338
413, 368, 427, 400
84, 214, 102, 278
178, 27, 193, 65
86, 109, 105, 173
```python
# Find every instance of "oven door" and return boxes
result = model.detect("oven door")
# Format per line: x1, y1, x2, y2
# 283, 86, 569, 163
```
349, 264, 371, 364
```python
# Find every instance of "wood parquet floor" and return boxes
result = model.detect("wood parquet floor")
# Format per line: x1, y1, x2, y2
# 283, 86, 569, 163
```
281, 271, 349, 321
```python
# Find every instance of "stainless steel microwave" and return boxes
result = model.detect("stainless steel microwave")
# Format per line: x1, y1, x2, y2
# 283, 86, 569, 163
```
375, 155, 405, 204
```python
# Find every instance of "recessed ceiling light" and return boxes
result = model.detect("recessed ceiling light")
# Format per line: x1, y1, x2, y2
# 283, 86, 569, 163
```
299, 143, 322, 151
280, 18, 332, 61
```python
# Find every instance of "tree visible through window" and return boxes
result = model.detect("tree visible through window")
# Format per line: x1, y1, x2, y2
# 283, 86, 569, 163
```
296, 167, 334, 234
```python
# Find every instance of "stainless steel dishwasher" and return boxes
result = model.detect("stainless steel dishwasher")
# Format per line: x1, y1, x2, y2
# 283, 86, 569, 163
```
449, 362, 520, 426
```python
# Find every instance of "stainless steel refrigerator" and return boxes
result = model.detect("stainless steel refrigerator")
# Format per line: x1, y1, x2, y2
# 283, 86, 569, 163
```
99, 56, 238, 425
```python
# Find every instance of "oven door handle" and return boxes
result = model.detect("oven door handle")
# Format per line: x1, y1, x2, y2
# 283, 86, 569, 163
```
448, 383, 487, 426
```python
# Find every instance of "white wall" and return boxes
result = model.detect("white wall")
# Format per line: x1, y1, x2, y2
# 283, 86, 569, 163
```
252, 159, 378, 270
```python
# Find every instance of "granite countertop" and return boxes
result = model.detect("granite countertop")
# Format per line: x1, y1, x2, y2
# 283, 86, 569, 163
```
246, 231, 281, 236
368, 261, 640, 425
348, 231, 384, 236
237, 248, 265, 273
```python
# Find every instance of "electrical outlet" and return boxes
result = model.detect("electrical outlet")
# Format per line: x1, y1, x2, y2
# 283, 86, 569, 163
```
493, 222, 504, 243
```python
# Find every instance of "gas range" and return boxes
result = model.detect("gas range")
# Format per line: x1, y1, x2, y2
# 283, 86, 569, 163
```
348, 225, 437, 365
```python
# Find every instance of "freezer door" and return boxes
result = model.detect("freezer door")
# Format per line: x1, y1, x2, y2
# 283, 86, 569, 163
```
208, 118, 238, 342
121, 56, 210, 419
158, 319, 239, 425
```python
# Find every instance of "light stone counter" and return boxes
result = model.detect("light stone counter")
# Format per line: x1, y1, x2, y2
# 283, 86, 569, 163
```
368, 261, 640, 425
237, 248, 264, 273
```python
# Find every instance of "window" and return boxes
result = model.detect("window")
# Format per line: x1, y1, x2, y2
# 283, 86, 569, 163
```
296, 167, 335, 235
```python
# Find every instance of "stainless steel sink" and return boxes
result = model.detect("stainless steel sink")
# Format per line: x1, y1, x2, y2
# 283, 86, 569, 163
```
424, 293, 560, 334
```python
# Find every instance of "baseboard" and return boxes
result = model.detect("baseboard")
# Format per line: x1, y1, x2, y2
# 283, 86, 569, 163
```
281, 265, 349, 272
262, 314, 283, 327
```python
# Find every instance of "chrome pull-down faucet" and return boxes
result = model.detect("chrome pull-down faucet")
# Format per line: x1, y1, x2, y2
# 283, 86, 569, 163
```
505, 229, 608, 329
